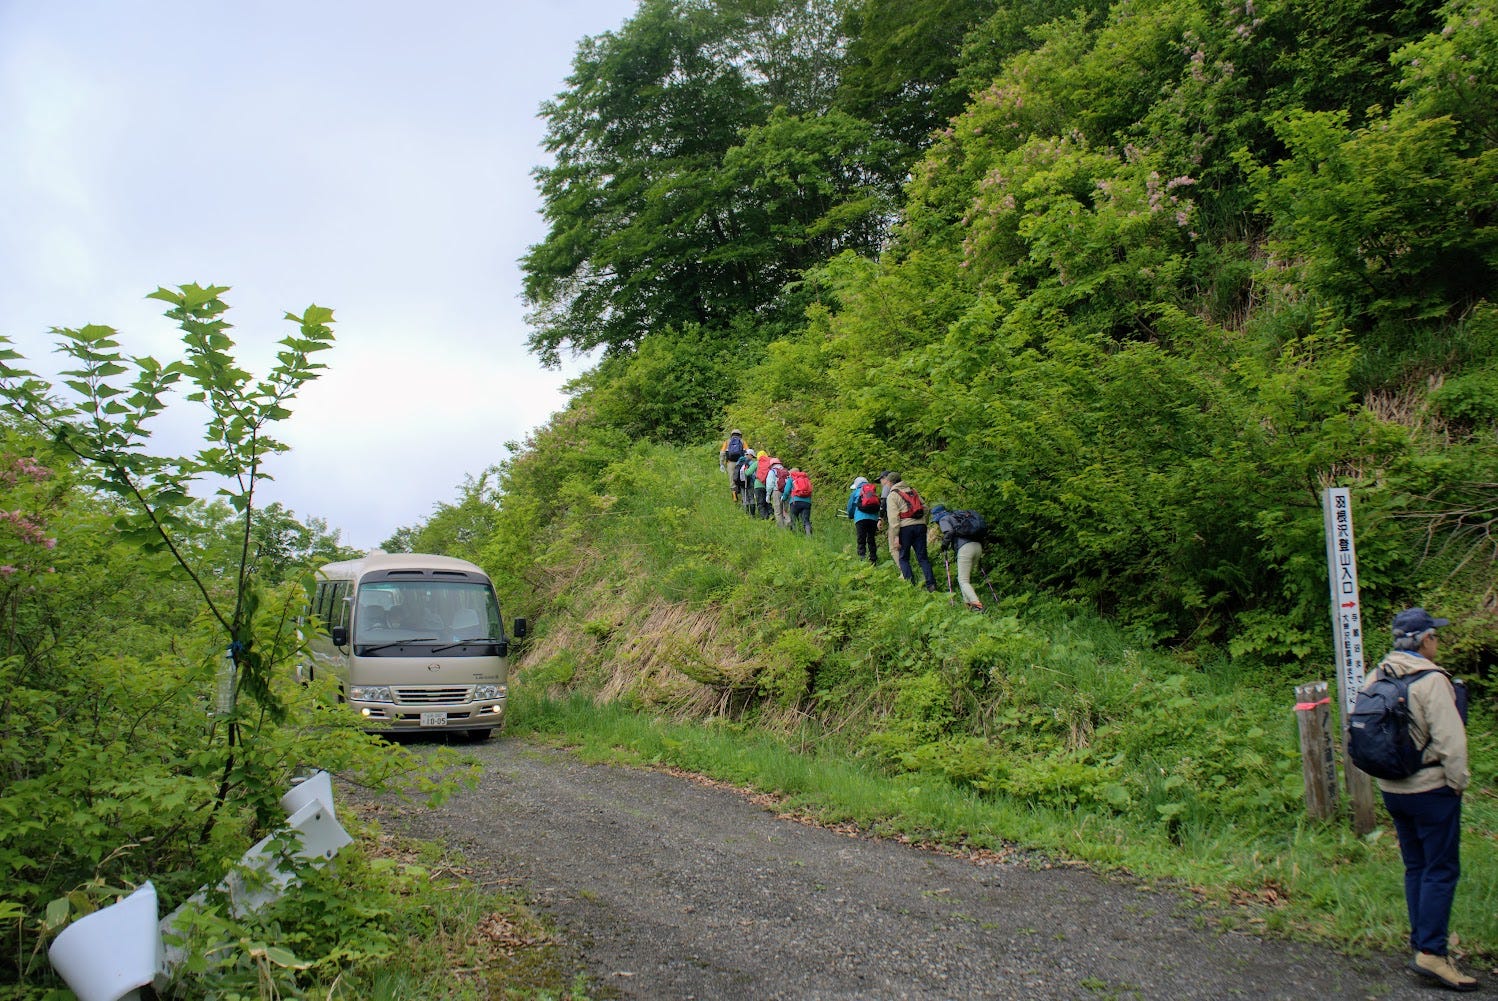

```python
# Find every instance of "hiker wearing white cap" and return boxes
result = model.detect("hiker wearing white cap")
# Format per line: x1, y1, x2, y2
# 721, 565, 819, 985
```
846, 476, 881, 565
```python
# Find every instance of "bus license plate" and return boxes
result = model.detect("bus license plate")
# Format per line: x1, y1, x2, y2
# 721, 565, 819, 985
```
420, 711, 448, 727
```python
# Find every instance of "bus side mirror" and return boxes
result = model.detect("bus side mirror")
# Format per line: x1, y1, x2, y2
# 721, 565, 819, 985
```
512, 618, 527, 639
331, 626, 348, 648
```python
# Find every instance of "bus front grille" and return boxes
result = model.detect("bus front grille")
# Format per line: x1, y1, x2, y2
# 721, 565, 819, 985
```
393, 686, 472, 705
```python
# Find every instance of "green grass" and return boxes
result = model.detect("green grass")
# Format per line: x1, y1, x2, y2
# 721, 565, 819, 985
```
292, 830, 598, 1001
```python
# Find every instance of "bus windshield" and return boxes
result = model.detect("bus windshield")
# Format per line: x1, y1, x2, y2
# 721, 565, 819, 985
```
353, 581, 503, 648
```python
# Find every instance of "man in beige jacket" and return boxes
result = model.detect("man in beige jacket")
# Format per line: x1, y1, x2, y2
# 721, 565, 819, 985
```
1365, 607, 1475, 992
880, 472, 937, 592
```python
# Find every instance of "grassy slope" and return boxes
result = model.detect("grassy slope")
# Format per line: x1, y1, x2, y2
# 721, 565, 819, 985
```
510, 443, 1495, 958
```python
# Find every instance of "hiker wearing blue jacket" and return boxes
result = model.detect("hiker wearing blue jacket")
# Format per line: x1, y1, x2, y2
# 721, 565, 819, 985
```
846, 476, 880, 565
782, 467, 813, 536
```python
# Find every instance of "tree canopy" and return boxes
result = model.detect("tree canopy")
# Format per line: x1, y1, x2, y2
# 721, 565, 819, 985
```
522, 0, 896, 366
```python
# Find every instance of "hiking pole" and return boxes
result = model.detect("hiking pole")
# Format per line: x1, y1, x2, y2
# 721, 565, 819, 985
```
980, 565, 1000, 606
943, 552, 956, 603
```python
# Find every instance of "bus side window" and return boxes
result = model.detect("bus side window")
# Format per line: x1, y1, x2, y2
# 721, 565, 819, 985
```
332, 582, 351, 632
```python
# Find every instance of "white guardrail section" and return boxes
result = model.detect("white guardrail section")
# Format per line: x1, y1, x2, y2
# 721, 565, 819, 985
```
47, 770, 350, 1001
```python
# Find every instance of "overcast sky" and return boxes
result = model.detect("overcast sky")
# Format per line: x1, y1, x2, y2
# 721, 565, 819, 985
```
0, 0, 637, 551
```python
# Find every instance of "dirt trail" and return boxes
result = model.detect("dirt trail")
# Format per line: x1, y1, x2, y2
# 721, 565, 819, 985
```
362, 737, 1442, 1000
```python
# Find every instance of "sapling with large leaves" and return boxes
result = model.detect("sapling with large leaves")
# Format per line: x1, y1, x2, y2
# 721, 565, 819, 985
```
0, 282, 335, 830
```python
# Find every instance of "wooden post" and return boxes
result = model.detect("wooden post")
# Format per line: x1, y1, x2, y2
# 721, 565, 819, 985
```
1295, 681, 1338, 820
1344, 748, 1379, 835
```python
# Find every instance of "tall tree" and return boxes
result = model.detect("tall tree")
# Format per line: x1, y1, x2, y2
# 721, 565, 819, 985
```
522, 0, 891, 366
837, 0, 1000, 171
524, 0, 768, 366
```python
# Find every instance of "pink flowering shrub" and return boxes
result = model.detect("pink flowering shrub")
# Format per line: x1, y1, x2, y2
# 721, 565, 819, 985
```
0, 452, 61, 601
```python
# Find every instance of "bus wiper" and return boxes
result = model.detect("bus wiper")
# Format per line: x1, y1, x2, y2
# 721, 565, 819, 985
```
357, 638, 438, 653
430, 637, 504, 653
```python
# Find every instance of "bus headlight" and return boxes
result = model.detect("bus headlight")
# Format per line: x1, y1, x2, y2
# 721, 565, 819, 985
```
473, 684, 507, 701
349, 685, 393, 703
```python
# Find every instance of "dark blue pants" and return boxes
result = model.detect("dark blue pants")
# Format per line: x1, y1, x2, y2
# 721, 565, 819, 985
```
789, 500, 812, 536
1382, 786, 1463, 955
855, 519, 878, 564
897, 524, 936, 588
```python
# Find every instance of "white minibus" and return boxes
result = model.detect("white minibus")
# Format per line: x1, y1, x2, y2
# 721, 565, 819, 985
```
302, 552, 526, 740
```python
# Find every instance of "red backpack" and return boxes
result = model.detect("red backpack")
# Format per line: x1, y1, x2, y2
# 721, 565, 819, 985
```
894, 486, 925, 520
789, 469, 813, 498
855, 481, 881, 514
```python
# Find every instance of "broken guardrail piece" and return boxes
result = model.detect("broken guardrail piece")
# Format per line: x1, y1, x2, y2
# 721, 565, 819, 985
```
47, 881, 162, 1001
50, 771, 350, 998
155, 770, 350, 989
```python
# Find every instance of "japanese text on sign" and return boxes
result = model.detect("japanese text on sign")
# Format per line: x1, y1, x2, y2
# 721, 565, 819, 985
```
1322, 487, 1366, 715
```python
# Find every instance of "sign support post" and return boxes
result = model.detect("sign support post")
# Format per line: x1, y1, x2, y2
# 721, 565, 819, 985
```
1322, 487, 1376, 834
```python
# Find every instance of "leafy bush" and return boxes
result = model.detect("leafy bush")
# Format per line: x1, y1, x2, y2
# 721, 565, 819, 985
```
1430, 362, 1498, 427
758, 630, 824, 707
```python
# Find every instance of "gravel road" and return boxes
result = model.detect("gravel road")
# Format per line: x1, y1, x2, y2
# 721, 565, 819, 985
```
363, 737, 1453, 1000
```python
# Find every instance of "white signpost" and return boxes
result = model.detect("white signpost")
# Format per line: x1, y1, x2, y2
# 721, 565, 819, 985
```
1321, 486, 1376, 832
1322, 487, 1367, 712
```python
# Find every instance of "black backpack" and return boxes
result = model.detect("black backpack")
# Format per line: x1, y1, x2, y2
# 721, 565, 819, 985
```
1346, 669, 1437, 780
949, 509, 988, 541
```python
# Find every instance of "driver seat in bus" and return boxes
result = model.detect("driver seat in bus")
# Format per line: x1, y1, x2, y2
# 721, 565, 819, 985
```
450, 607, 481, 638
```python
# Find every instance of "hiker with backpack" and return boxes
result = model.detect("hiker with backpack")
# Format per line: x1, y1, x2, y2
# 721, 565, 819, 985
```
876, 474, 901, 570
845, 477, 880, 565
736, 451, 758, 516
929, 504, 986, 610
726, 433, 748, 502
766, 458, 790, 528
880, 471, 937, 591
754, 451, 775, 519
782, 467, 814, 536
723, 430, 745, 476
1355, 607, 1475, 992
